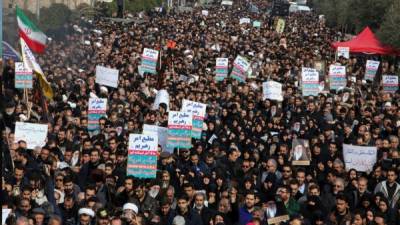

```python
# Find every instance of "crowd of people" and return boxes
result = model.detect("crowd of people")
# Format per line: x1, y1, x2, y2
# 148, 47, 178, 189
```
1, 1, 400, 225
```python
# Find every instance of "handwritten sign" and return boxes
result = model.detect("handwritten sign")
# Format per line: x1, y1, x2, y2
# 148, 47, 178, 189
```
143, 124, 169, 153
141, 48, 159, 75
127, 134, 158, 178
215, 58, 229, 81
275, 18, 285, 34
301, 67, 319, 96
231, 55, 250, 83
337, 47, 350, 59
88, 98, 107, 132
239, 18, 251, 24
329, 65, 346, 90
152, 89, 170, 111
267, 215, 290, 224
167, 111, 193, 149
95, 65, 119, 88
253, 21, 261, 28
181, 100, 207, 139
14, 122, 48, 149
263, 81, 283, 101
382, 75, 398, 93
343, 144, 377, 172
15, 62, 33, 89
365, 60, 380, 81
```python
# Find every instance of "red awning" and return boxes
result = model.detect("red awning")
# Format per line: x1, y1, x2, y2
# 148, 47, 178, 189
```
332, 27, 399, 55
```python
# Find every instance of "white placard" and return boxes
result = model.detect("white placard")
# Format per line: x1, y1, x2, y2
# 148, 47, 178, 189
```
14, 122, 48, 149
301, 67, 319, 96
263, 81, 283, 101
2, 209, 11, 225
239, 18, 251, 24
216, 58, 229, 67
337, 47, 350, 59
168, 111, 193, 127
142, 48, 159, 60
343, 144, 377, 172
382, 75, 399, 93
201, 10, 209, 16
181, 99, 207, 118
152, 89, 170, 111
128, 134, 158, 152
95, 65, 119, 88
143, 124, 169, 152
221, 0, 233, 5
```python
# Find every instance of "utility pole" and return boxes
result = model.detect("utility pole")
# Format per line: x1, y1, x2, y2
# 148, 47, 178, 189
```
36, 0, 40, 21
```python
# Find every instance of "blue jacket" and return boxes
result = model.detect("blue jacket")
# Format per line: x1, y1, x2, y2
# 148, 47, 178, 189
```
239, 207, 253, 225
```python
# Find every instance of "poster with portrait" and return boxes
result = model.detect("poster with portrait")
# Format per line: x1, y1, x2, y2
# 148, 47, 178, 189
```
290, 139, 311, 166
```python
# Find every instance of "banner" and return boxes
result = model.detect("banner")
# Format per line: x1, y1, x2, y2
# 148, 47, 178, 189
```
95, 65, 119, 88
141, 48, 159, 74
343, 144, 377, 172
276, 18, 285, 34
14, 122, 48, 149
329, 65, 346, 90
365, 60, 380, 81
337, 47, 350, 59
143, 124, 169, 152
127, 134, 158, 178
215, 58, 229, 81
382, 75, 399, 93
88, 98, 107, 132
15, 62, 32, 89
263, 81, 283, 101
181, 100, 207, 139
167, 111, 193, 149
301, 67, 319, 96
231, 55, 250, 83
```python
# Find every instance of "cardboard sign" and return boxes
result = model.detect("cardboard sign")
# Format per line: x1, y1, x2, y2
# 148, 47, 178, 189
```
215, 58, 229, 81
337, 47, 350, 59
343, 144, 377, 172
329, 65, 346, 90
95, 65, 119, 88
181, 100, 207, 139
231, 55, 250, 82
365, 60, 380, 81
267, 215, 290, 224
290, 139, 311, 166
275, 18, 285, 34
88, 98, 107, 132
301, 67, 319, 96
167, 111, 193, 149
382, 75, 398, 93
263, 81, 283, 101
14, 122, 48, 149
127, 134, 158, 178
15, 62, 33, 89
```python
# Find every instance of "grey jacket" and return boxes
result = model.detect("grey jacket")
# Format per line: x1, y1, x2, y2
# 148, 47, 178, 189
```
374, 180, 400, 208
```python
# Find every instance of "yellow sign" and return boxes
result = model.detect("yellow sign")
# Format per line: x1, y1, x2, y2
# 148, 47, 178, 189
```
276, 19, 286, 34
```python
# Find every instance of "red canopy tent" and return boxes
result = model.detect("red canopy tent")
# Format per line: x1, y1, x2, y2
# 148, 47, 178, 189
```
332, 27, 399, 55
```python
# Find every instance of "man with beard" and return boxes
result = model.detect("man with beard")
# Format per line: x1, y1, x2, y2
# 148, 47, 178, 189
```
114, 176, 136, 207
193, 192, 215, 225
58, 194, 78, 225
159, 198, 176, 225
176, 194, 202, 225
78, 149, 101, 189
239, 191, 256, 225
131, 181, 159, 215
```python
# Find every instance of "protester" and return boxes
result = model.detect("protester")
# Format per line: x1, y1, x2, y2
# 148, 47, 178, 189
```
1, 0, 400, 225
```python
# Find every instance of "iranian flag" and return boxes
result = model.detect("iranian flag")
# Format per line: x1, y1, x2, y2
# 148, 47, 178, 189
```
16, 6, 47, 53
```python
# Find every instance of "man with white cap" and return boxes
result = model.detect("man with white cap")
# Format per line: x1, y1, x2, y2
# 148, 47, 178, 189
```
78, 208, 95, 225
122, 203, 140, 225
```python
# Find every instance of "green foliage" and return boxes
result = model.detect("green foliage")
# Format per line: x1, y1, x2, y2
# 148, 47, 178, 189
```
313, 0, 400, 49
39, 4, 72, 31
378, 1, 400, 49
105, 0, 162, 14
